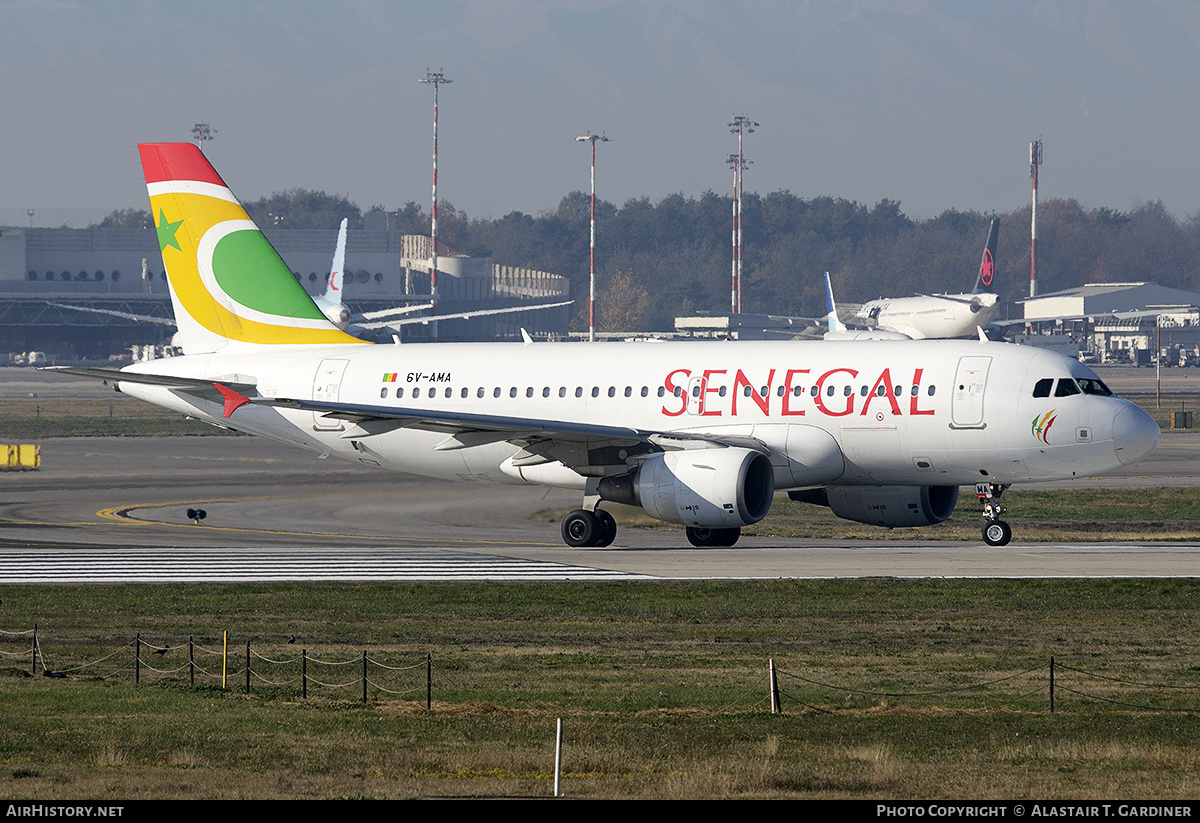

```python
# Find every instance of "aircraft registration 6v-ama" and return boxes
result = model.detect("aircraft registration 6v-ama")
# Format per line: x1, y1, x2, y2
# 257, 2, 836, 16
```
48, 144, 1160, 549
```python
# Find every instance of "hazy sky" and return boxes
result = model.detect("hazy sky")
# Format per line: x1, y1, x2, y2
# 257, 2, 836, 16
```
3, 0, 1200, 227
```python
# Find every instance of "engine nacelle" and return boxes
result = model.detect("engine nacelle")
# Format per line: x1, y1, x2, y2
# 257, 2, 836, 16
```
599, 447, 775, 528
789, 485, 959, 528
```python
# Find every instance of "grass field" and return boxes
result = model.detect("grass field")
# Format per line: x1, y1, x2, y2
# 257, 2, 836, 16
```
0, 399, 234, 438
2, 580, 1199, 799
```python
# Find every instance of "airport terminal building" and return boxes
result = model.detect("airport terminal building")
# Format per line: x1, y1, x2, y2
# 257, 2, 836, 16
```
0, 226, 571, 359
1023, 282, 1200, 365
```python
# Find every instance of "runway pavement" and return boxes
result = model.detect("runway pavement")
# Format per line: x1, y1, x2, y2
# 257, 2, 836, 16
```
0, 432, 1196, 581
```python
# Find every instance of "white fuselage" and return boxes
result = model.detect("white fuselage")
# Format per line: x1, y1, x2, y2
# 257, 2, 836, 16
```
115, 338, 1158, 496
855, 293, 1001, 339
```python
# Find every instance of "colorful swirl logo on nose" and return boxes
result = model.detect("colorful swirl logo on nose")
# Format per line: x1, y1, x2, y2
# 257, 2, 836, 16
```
1032, 409, 1057, 444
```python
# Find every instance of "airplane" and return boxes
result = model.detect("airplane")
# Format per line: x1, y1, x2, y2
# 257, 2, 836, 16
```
842, 218, 1002, 339
311, 217, 354, 328
821, 272, 910, 341
46, 144, 1159, 550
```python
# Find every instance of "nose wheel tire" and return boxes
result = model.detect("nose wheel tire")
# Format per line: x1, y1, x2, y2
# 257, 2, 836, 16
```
982, 521, 1012, 547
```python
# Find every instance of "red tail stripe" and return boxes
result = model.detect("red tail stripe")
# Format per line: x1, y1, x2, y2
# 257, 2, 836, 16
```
138, 143, 229, 187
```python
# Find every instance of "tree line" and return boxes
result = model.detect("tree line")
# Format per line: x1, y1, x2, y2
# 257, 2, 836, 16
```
96, 190, 1200, 333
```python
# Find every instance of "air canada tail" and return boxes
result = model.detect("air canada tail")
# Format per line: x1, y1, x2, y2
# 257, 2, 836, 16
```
139, 143, 366, 354
971, 217, 1000, 294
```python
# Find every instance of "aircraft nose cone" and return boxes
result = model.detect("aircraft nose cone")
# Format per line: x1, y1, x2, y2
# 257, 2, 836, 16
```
1113, 404, 1159, 466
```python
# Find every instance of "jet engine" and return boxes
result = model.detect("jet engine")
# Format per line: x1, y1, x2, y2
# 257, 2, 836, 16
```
599, 447, 775, 528
789, 485, 959, 528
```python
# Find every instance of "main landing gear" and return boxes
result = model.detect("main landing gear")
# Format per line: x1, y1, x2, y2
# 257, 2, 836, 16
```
561, 508, 617, 548
975, 482, 1012, 546
558, 509, 742, 548
685, 526, 741, 547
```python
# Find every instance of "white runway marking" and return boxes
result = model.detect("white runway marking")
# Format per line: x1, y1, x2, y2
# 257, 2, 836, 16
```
0, 548, 654, 583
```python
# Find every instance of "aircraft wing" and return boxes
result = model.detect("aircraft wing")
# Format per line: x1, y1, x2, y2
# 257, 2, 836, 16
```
250, 394, 765, 472
355, 300, 573, 330
53, 303, 177, 327
915, 293, 989, 306
351, 302, 435, 322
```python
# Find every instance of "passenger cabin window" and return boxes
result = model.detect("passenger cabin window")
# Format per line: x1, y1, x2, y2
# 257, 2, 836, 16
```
1033, 378, 1053, 398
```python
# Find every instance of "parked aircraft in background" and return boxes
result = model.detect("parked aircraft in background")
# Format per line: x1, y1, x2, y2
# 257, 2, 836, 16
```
47, 145, 1158, 550
840, 218, 1002, 339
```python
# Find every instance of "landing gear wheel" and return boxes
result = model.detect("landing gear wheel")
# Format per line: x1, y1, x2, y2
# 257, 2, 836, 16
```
595, 509, 617, 547
982, 521, 1012, 547
686, 526, 741, 547
561, 509, 600, 547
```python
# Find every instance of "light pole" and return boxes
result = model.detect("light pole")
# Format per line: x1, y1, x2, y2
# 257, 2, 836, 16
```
1030, 139, 1042, 299
191, 123, 216, 153
420, 69, 451, 341
576, 131, 610, 342
729, 115, 756, 313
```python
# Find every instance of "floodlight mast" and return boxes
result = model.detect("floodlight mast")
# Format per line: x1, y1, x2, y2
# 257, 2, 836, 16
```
729, 115, 756, 313
420, 69, 451, 341
191, 123, 216, 153
576, 131, 611, 342
1030, 139, 1043, 299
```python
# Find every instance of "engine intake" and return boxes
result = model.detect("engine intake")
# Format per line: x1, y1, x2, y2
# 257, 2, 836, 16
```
599, 447, 775, 528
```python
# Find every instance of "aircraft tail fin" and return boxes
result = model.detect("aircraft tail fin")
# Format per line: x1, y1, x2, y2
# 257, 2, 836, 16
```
971, 218, 1000, 294
325, 218, 348, 301
138, 143, 365, 354
823, 272, 849, 334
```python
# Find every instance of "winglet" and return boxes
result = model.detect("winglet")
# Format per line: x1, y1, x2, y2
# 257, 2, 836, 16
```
214, 383, 251, 418
971, 218, 1000, 294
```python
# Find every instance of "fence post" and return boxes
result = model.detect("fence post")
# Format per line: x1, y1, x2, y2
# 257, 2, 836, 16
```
135, 633, 141, 684
31, 624, 37, 675
553, 718, 563, 798
426, 653, 432, 710
362, 651, 367, 703
245, 641, 250, 694
769, 658, 781, 714
1049, 656, 1055, 714
302, 649, 307, 700
189, 637, 194, 687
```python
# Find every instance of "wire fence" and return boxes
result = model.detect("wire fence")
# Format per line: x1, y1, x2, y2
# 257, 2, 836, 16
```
769, 655, 1200, 715
1, 626, 435, 706
5, 626, 1200, 714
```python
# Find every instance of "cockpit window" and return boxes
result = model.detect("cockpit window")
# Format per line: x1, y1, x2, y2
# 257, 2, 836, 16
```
1054, 378, 1082, 397
1077, 378, 1113, 396
1032, 378, 1053, 398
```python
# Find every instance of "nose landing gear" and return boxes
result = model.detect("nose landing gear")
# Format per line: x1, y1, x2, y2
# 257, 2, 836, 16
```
975, 482, 1012, 546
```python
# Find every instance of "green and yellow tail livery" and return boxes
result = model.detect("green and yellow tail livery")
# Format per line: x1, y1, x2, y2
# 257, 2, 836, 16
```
139, 143, 365, 353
